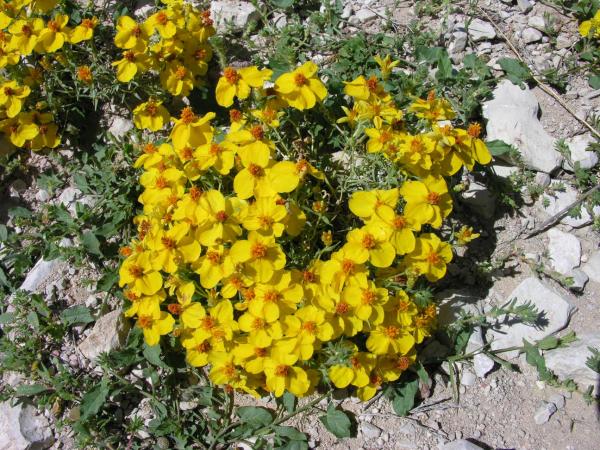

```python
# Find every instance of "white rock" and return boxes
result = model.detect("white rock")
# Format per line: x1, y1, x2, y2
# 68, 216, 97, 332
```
528, 16, 546, 32
108, 115, 133, 138
582, 251, 600, 283
538, 184, 593, 228
452, 31, 468, 53
35, 190, 50, 202
545, 333, 600, 394
353, 8, 377, 23
548, 393, 565, 410
534, 172, 551, 187
20, 258, 65, 293
210, 0, 259, 32
517, 0, 534, 13
0, 401, 54, 450
341, 5, 353, 19
460, 368, 477, 386
488, 278, 573, 357
568, 269, 588, 293
467, 19, 496, 42
133, 0, 153, 18
546, 228, 581, 275
360, 422, 382, 439
437, 290, 482, 326
483, 80, 563, 173
534, 402, 557, 424
460, 181, 496, 218
522, 28, 543, 44
467, 327, 495, 378
272, 12, 287, 29
442, 440, 484, 450
492, 164, 519, 179
78, 309, 131, 362
564, 134, 599, 171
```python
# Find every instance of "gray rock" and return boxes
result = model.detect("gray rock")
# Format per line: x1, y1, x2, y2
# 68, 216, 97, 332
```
467, 19, 496, 42
20, 258, 65, 293
517, 0, 534, 13
460, 181, 496, 219
460, 368, 477, 386
582, 251, 600, 283
538, 185, 593, 228
564, 134, 598, 171
360, 422, 382, 439
556, 34, 574, 50
441, 440, 484, 450
528, 16, 546, 32
341, 5, 353, 19
548, 393, 565, 410
78, 309, 130, 362
546, 228, 581, 275
35, 190, 50, 202
58, 187, 95, 215
488, 278, 573, 357
534, 172, 551, 187
108, 115, 133, 138
451, 31, 468, 53
533, 401, 557, 424
568, 269, 589, 293
437, 290, 482, 326
0, 401, 54, 450
483, 80, 563, 173
467, 327, 495, 378
522, 28, 543, 44
272, 12, 287, 29
352, 8, 377, 24
210, 0, 259, 32
545, 333, 600, 394
492, 164, 519, 179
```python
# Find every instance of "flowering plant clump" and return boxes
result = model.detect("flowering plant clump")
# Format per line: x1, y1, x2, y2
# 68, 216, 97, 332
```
579, 9, 600, 38
118, 42, 492, 400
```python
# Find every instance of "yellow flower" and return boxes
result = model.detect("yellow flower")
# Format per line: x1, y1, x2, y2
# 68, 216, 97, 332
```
404, 233, 453, 282
170, 107, 215, 149
399, 176, 452, 229
195, 245, 234, 289
341, 278, 388, 325
133, 99, 170, 131
455, 225, 480, 245
36, 14, 70, 53
145, 9, 177, 39
366, 320, 415, 355
242, 196, 287, 237
374, 54, 399, 80
114, 16, 150, 50
69, 17, 97, 44
8, 18, 44, 55
579, 11, 600, 38
375, 210, 419, 255
284, 305, 334, 360
0, 113, 39, 147
328, 348, 376, 388
76, 65, 93, 84
135, 297, 175, 346
343, 75, 385, 101
379, 350, 416, 381
215, 66, 273, 107
408, 90, 456, 121
343, 224, 396, 268
233, 335, 272, 374
274, 61, 327, 110
0, 81, 31, 118
263, 346, 310, 397
238, 309, 283, 348
249, 271, 303, 322
348, 188, 398, 222
146, 222, 201, 273
229, 231, 286, 283
195, 189, 245, 246
193, 141, 236, 175
119, 251, 163, 296
113, 49, 151, 83
160, 62, 195, 96
29, 113, 60, 150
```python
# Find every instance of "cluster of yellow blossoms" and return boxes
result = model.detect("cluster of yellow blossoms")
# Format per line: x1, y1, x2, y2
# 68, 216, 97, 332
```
0, 0, 97, 149
579, 9, 600, 38
118, 51, 491, 400
112, 2, 214, 96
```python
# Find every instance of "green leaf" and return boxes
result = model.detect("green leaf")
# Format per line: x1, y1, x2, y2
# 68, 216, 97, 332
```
274, 425, 307, 442
143, 344, 169, 368
391, 378, 419, 416
15, 384, 51, 397
0, 313, 15, 325
523, 339, 553, 382
27, 311, 39, 330
97, 270, 118, 292
237, 406, 273, 429
486, 139, 515, 157
436, 53, 453, 80
589, 74, 600, 89
61, 306, 94, 326
0, 267, 9, 287
498, 57, 532, 85
0, 224, 7, 241
319, 405, 352, 438
80, 379, 109, 420
8, 207, 32, 219
82, 231, 102, 256
270, 0, 294, 8
536, 335, 559, 350
282, 392, 296, 414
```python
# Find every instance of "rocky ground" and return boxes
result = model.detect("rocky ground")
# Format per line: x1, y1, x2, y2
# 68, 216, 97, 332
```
1, 0, 600, 449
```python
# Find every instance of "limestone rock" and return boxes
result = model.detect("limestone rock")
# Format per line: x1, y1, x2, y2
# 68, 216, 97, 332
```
459, 181, 496, 218
78, 309, 130, 361
568, 269, 589, 293
582, 251, 600, 283
360, 422, 382, 439
20, 258, 66, 293
522, 28, 543, 44
210, 1, 259, 32
545, 333, 600, 395
564, 134, 598, 171
483, 80, 563, 173
437, 290, 482, 327
0, 401, 54, 450
466, 19, 496, 42
546, 228, 581, 275
487, 278, 572, 357
533, 402, 557, 424
538, 185, 593, 228
442, 440, 485, 450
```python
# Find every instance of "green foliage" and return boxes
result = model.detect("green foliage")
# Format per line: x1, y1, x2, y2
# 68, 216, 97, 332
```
319, 404, 353, 438
497, 58, 532, 86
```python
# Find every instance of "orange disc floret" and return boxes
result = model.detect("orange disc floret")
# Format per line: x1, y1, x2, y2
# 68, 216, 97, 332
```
384, 325, 400, 339
190, 186, 202, 200
206, 250, 221, 264
302, 321, 317, 333
393, 216, 407, 229
77, 66, 93, 83
180, 107, 196, 124
255, 347, 267, 357
47, 20, 60, 32
361, 290, 376, 305
124, 51, 136, 62
426, 192, 440, 205
250, 125, 264, 140
128, 265, 144, 278
252, 317, 266, 329
342, 259, 355, 274
361, 233, 376, 249
138, 315, 153, 328
223, 67, 240, 85
275, 365, 290, 376
167, 303, 182, 315
201, 316, 216, 330
467, 122, 482, 138
335, 301, 350, 315
196, 341, 212, 353
396, 356, 411, 371
248, 163, 264, 177
251, 243, 268, 258
294, 73, 308, 86
229, 109, 242, 122
215, 210, 229, 222
426, 251, 441, 264
156, 11, 169, 25
366, 76, 379, 92
175, 66, 187, 80
263, 290, 279, 302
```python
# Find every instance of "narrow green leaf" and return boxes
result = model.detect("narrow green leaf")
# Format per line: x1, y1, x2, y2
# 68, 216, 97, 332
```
143, 344, 169, 368
282, 392, 296, 414
589, 74, 600, 90
0, 224, 7, 241
498, 57, 531, 85
15, 384, 51, 397
80, 380, 109, 420
270, 0, 294, 8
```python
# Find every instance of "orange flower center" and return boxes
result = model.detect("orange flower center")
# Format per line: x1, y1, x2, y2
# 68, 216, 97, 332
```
167, 303, 182, 315
156, 11, 168, 25
396, 356, 411, 371
335, 302, 350, 315
39, 125, 48, 135
366, 76, 378, 92
223, 67, 239, 84
180, 146, 193, 161
48, 20, 60, 32
82, 18, 95, 29
255, 347, 267, 357
223, 363, 236, 378
426, 251, 440, 264
138, 315, 153, 329
341, 259, 355, 274
143, 143, 157, 154
124, 51, 136, 62
201, 10, 213, 26
362, 290, 376, 305
384, 325, 400, 339
361, 233, 376, 249
161, 237, 176, 249
259, 215, 274, 228
302, 270, 316, 283
397, 300, 410, 312
379, 131, 392, 143
426, 192, 440, 205
248, 163, 264, 177
350, 356, 361, 369
393, 216, 407, 229
252, 317, 266, 330
295, 159, 308, 175
206, 250, 221, 264
209, 143, 222, 156
125, 290, 139, 301
370, 373, 383, 385
3, 87, 14, 96
196, 341, 212, 353
175, 66, 187, 80
263, 290, 279, 302
120, 246, 133, 257
275, 365, 289, 376
302, 321, 317, 333
294, 73, 308, 86
180, 107, 196, 124
229, 109, 242, 122
77, 66, 92, 82
467, 122, 482, 138
215, 210, 228, 222
132, 25, 141, 37
251, 242, 268, 259
146, 102, 158, 116
21, 24, 32, 36
128, 265, 144, 278
427, 90, 436, 102
201, 317, 216, 330
250, 125, 264, 140
190, 186, 202, 200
